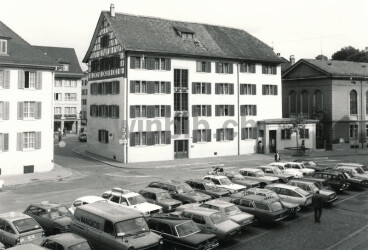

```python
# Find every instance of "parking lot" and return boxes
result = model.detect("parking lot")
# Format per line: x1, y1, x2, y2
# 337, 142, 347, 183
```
1, 135, 368, 249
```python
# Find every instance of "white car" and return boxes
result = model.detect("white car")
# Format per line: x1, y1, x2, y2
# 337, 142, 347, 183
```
285, 162, 315, 175
269, 163, 304, 179
265, 183, 313, 207
238, 168, 279, 188
202, 175, 246, 193
69, 195, 107, 214
101, 187, 163, 216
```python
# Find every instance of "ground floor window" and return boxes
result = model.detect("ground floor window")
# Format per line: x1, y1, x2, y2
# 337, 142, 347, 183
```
350, 124, 358, 139
98, 129, 109, 143
281, 129, 291, 140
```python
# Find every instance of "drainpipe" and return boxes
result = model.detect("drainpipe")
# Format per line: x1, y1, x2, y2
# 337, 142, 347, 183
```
237, 63, 240, 155
125, 53, 129, 164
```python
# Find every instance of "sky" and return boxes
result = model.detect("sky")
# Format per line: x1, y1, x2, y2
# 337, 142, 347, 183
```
1, 0, 367, 70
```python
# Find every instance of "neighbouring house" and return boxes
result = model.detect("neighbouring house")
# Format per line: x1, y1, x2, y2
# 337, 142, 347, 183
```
81, 71, 88, 128
0, 20, 58, 175
36, 46, 84, 134
282, 59, 368, 150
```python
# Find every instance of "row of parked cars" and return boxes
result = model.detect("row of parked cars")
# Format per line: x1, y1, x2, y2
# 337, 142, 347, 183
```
1, 160, 367, 250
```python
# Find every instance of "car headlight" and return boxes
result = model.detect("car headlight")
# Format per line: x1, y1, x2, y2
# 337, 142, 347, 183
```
159, 239, 164, 245
168, 205, 172, 210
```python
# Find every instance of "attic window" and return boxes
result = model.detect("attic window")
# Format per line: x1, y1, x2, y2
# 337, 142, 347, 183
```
0, 40, 7, 54
101, 35, 109, 48
173, 27, 195, 39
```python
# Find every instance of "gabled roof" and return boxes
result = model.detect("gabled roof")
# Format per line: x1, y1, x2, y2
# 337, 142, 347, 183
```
83, 12, 283, 64
35, 46, 83, 76
283, 59, 368, 79
0, 20, 58, 68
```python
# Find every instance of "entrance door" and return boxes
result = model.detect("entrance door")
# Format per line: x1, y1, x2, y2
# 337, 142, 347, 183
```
174, 140, 188, 159
269, 130, 277, 153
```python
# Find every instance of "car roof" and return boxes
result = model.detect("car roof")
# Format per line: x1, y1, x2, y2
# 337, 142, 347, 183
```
149, 180, 183, 186
149, 215, 192, 226
76, 202, 142, 222
257, 165, 276, 169
140, 187, 170, 193
28, 202, 65, 210
269, 183, 299, 190
239, 168, 263, 172
187, 179, 213, 184
289, 179, 314, 185
204, 175, 228, 179
45, 233, 87, 246
205, 199, 233, 207
336, 163, 364, 167
0, 212, 32, 222
183, 207, 220, 216
106, 188, 141, 198
75, 196, 106, 203
238, 194, 279, 204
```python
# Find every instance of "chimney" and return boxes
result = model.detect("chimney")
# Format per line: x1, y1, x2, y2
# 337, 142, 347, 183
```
110, 4, 115, 17
277, 53, 281, 56
290, 55, 295, 65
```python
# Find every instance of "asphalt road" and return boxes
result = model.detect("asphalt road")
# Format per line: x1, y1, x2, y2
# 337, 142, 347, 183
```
1, 135, 368, 249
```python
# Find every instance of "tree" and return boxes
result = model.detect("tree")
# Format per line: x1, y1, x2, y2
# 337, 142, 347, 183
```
331, 46, 368, 62
286, 114, 306, 156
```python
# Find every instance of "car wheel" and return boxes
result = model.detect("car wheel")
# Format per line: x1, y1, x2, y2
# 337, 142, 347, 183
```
260, 183, 267, 188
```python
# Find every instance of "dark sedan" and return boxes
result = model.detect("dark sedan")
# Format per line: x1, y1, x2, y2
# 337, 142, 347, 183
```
294, 160, 331, 172
331, 169, 366, 190
139, 188, 182, 212
185, 179, 230, 198
222, 172, 261, 188
78, 133, 87, 142
311, 171, 350, 192
41, 233, 92, 250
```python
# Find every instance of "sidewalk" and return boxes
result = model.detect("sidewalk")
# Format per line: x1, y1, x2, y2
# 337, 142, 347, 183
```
0, 164, 73, 188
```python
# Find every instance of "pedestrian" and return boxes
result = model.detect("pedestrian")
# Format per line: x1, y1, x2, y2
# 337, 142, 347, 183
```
301, 140, 306, 155
312, 190, 323, 223
258, 140, 264, 154
58, 131, 62, 142
275, 151, 281, 162
63, 127, 67, 137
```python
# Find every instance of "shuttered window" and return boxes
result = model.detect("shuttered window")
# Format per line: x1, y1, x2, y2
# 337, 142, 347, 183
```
215, 83, 234, 95
240, 105, 257, 116
215, 105, 234, 116
0, 102, 9, 120
132, 56, 171, 71
281, 129, 291, 140
241, 127, 257, 140
192, 82, 211, 94
98, 129, 109, 143
192, 105, 211, 117
216, 128, 234, 141
193, 129, 211, 143
262, 85, 278, 95
240, 63, 256, 73
131, 80, 170, 94
0, 70, 10, 89
130, 131, 171, 146
196, 61, 211, 73
240, 84, 256, 95
262, 65, 277, 75
0, 133, 9, 152
215, 62, 233, 74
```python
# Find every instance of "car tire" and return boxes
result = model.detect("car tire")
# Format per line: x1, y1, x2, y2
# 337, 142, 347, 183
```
260, 183, 267, 188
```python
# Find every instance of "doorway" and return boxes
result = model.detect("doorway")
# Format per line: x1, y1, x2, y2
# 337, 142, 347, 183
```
174, 140, 188, 159
269, 130, 277, 153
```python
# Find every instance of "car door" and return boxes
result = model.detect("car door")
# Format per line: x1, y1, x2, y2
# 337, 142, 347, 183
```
0, 220, 17, 246
26, 206, 52, 234
99, 220, 118, 250
288, 190, 303, 204
41, 239, 64, 250
275, 188, 290, 203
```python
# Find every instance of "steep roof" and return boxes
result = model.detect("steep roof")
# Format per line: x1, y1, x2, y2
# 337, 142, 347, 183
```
0, 20, 58, 68
84, 12, 283, 63
35, 46, 83, 76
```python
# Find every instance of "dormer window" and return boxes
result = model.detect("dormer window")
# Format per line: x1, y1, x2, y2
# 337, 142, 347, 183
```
181, 32, 193, 39
173, 27, 195, 40
0, 40, 7, 54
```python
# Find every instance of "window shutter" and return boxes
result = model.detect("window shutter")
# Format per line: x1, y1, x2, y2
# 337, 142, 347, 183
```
147, 132, 153, 146
272, 66, 277, 75
35, 132, 41, 149
18, 70, 24, 89
17, 102, 24, 120
36, 72, 42, 89
215, 83, 219, 94
116, 81, 120, 94
274, 85, 278, 95
165, 59, 171, 70
240, 64, 245, 73
252, 84, 256, 95
130, 80, 136, 94
192, 105, 197, 117
147, 81, 155, 94
147, 106, 155, 118
206, 105, 211, 117
262, 85, 266, 95
229, 63, 233, 74
165, 131, 171, 144
4, 70, 10, 88
241, 128, 246, 140
206, 83, 211, 94
115, 105, 119, 118
17, 132, 23, 151
130, 132, 135, 146
130, 57, 136, 69
0, 134, 3, 151
252, 105, 257, 116
206, 129, 211, 142
193, 130, 198, 143
252, 128, 258, 139
3, 133, 8, 151
229, 84, 234, 95
240, 85, 244, 95
3, 102, 9, 120
165, 82, 171, 94
216, 129, 220, 141
207, 62, 211, 73
35, 102, 42, 119
229, 105, 235, 116
192, 82, 197, 94
262, 65, 266, 74
215, 62, 220, 73
215, 105, 220, 116
196, 61, 201, 72
147, 57, 154, 70
130, 106, 135, 119
229, 128, 234, 140
240, 105, 245, 116
165, 105, 171, 118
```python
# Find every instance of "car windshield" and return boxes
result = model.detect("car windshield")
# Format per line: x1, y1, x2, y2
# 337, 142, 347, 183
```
157, 192, 171, 200
309, 184, 320, 192
128, 195, 146, 205
344, 172, 352, 178
269, 202, 283, 211
219, 178, 232, 185
224, 205, 241, 215
308, 161, 317, 166
13, 218, 41, 233
295, 188, 310, 196
362, 165, 368, 171
313, 182, 324, 189
255, 171, 265, 177
274, 168, 283, 175
175, 221, 200, 237
355, 168, 364, 174
49, 206, 72, 219
210, 212, 227, 224
115, 217, 149, 237
177, 184, 193, 193
233, 174, 245, 180
204, 182, 217, 190
68, 241, 91, 250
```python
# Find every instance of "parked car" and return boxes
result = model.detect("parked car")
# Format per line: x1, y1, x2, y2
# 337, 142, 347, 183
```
301, 177, 333, 190
185, 179, 230, 198
238, 168, 279, 188
78, 133, 87, 142
256, 165, 294, 183
221, 172, 261, 188
311, 171, 351, 192
287, 179, 338, 206
6, 244, 44, 250
223, 194, 290, 224
41, 233, 92, 250
139, 187, 182, 212
264, 183, 313, 207
147, 214, 219, 250
24, 202, 72, 235
0, 212, 44, 247
269, 163, 304, 179
101, 187, 163, 216
333, 164, 368, 187
284, 162, 315, 175
334, 163, 368, 173
294, 160, 331, 172
147, 180, 212, 204
0, 242, 4, 250
180, 208, 241, 241
202, 175, 246, 193
69, 195, 107, 215
328, 169, 366, 190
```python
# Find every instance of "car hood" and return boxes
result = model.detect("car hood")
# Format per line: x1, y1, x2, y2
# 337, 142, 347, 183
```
181, 191, 211, 201
221, 183, 245, 190
132, 202, 162, 213
319, 189, 336, 197
158, 199, 182, 206
179, 232, 217, 245
261, 176, 279, 182
122, 232, 161, 248
207, 189, 229, 196
54, 216, 72, 226
228, 212, 254, 223
281, 201, 300, 209
216, 220, 241, 232
352, 174, 368, 180
284, 169, 303, 177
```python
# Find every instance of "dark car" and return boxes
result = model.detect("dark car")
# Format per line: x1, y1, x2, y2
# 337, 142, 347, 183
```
78, 133, 87, 142
222, 194, 290, 224
41, 233, 92, 250
147, 181, 212, 204
24, 202, 72, 235
185, 179, 230, 198
147, 214, 219, 250
221, 172, 261, 188
287, 179, 338, 206
330, 169, 365, 190
301, 177, 332, 190
139, 188, 182, 212
311, 171, 350, 192
293, 160, 331, 172
256, 165, 294, 183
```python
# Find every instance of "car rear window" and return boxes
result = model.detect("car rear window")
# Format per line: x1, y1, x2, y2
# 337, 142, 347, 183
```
295, 188, 310, 196
269, 202, 283, 211
175, 221, 200, 237
254, 202, 271, 212
210, 212, 227, 224
68, 241, 91, 250
13, 218, 41, 233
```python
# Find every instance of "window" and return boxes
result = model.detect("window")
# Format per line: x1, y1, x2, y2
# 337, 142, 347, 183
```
216, 62, 233, 74
215, 105, 234, 116
240, 63, 256, 73
174, 93, 188, 111
62, 64, 69, 71
23, 132, 35, 149
101, 35, 109, 48
0, 101, 9, 120
109, 105, 119, 118
54, 107, 61, 114
299, 129, 309, 139
262, 85, 278, 95
64, 93, 71, 101
350, 124, 358, 139
70, 93, 77, 101
350, 90, 358, 115
24, 102, 35, 118
134, 132, 141, 146
262, 64, 277, 74
130, 105, 170, 118
174, 69, 188, 89
192, 105, 211, 117
130, 56, 170, 70
0, 70, 3, 88
281, 129, 291, 140
301, 90, 309, 115
196, 61, 211, 73
241, 127, 257, 140
174, 117, 188, 135
0, 133, 9, 152
71, 80, 77, 87
82, 99, 87, 105
288, 91, 297, 115
0, 40, 7, 54
131, 81, 169, 94
216, 128, 234, 141
130, 131, 171, 146
240, 105, 257, 116
25, 71, 36, 89
54, 93, 62, 101
254, 202, 271, 211
98, 129, 109, 143
64, 107, 70, 115
55, 80, 62, 87
193, 129, 211, 143
240, 84, 256, 95
215, 83, 234, 95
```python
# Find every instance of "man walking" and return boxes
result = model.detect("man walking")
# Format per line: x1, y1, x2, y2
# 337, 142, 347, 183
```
312, 190, 323, 223
274, 151, 281, 162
